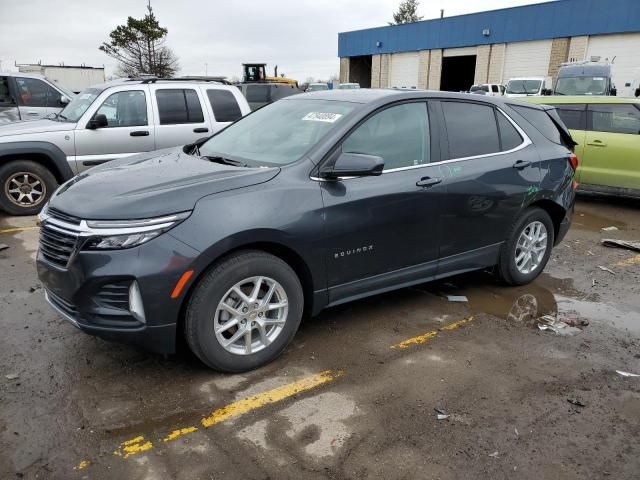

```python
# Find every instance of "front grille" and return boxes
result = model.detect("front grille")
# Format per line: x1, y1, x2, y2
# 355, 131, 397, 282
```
47, 290, 78, 318
48, 207, 81, 225
94, 282, 130, 311
39, 224, 79, 268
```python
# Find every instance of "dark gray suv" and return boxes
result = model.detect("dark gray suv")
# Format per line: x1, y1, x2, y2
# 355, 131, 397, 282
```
36, 89, 577, 371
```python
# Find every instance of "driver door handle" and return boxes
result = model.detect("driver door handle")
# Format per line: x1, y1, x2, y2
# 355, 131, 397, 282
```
513, 160, 531, 169
130, 130, 150, 137
587, 139, 607, 147
416, 176, 442, 187
193, 127, 209, 133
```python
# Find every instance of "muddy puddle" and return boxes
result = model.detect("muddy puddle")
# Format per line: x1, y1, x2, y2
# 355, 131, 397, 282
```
572, 209, 627, 232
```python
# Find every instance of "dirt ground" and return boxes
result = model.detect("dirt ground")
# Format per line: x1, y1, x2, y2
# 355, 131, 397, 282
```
1, 196, 639, 480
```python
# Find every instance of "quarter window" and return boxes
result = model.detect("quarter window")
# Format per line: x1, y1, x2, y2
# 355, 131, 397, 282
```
93, 90, 147, 127
510, 105, 562, 144
206, 89, 242, 122
554, 104, 587, 131
15, 77, 57, 108
342, 103, 430, 170
589, 104, 640, 135
442, 101, 500, 158
156, 89, 204, 125
496, 111, 523, 151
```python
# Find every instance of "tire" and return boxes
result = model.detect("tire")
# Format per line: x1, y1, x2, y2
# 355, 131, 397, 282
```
0, 160, 58, 216
184, 250, 304, 372
496, 207, 555, 286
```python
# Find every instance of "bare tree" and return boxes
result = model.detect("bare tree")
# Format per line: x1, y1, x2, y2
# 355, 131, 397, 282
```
99, 3, 179, 77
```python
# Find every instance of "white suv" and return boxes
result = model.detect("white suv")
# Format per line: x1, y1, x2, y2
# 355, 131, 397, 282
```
0, 77, 251, 215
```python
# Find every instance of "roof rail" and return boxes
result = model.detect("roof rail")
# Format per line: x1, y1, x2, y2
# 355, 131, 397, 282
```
127, 76, 232, 85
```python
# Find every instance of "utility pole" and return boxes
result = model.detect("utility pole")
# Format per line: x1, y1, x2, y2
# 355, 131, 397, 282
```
205, 63, 208, 76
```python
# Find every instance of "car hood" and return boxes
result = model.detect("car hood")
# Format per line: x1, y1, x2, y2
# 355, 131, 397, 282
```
49, 148, 280, 219
0, 118, 73, 137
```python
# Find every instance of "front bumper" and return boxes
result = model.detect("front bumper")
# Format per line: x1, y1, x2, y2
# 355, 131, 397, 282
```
37, 232, 201, 354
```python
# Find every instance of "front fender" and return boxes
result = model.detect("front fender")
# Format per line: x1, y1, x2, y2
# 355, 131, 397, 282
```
0, 141, 75, 180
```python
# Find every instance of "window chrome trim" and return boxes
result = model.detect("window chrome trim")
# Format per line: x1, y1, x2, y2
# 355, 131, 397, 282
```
311, 106, 531, 182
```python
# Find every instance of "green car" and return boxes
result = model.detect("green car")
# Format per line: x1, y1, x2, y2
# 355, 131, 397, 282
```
524, 96, 640, 198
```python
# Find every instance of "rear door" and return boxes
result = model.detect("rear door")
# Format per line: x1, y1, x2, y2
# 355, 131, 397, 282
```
435, 100, 541, 273
151, 87, 211, 149
0, 76, 21, 124
73, 85, 154, 170
581, 103, 640, 191
203, 87, 245, 131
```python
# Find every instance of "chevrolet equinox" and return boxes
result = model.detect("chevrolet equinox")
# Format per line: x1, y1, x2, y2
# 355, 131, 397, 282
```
37, 89, 577, 371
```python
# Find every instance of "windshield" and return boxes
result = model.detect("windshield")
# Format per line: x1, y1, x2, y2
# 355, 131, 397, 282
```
506, 80, 542, 95
199, 99, 355, 166
555, 76, 608, 95
57, 88, 102, 122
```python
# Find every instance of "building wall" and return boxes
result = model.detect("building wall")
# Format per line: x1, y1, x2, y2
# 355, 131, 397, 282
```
474, 45, 491, 84
417, 50, 430, 89
339, 58, 350, 84
547, 37, 570, 82
427, 49, 442, 90
487, 44, 506, 84
568, 36, 589, 62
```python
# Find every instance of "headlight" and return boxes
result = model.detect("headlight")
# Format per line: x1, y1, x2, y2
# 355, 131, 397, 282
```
82, 212, 191, 250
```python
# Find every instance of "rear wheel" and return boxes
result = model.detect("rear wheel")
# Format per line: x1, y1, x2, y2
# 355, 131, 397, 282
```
496, 207, 555, 286
184, 250, 304, 372
0, 160, 58, 215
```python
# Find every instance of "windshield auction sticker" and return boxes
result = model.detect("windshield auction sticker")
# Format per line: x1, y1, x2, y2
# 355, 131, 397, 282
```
302, 112, 343, 123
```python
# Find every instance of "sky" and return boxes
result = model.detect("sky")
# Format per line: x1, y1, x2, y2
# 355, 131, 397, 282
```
0, 0, 550, 82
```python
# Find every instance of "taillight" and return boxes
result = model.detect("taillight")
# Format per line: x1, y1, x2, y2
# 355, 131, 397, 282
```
568, 154, 578, 171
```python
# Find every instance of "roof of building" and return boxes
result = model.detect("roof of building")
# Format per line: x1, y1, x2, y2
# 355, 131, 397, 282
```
338, 0, 640, 58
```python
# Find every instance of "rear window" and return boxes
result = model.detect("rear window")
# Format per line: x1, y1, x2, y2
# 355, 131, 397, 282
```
442, 101, 500, 158
156, 89, 204, 125
207, 89, 242, 122
510, 105, 562, 144
245, 85, 269, 103
553, 104, 587, 131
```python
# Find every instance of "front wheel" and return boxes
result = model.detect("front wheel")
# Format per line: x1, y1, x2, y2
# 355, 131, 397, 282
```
0, 160, 58, 216
496, 207, 555, 286
184, 251, 304, 372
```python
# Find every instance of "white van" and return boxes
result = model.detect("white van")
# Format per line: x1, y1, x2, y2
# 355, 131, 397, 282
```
504, 77, 552, 97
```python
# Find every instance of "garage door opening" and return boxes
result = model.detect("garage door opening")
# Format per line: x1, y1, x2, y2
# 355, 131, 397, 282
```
349, 56, 372, 88
440, 55, 477, 92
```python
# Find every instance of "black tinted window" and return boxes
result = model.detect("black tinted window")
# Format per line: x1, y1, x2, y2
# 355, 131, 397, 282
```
589, 104, 640, 135
0, 77, 14, 106
496, 111, 523, 151
245, 85, 269, 103
207, 89, 242, 122
510, 105, 562, 144
156, 89, 204, 125
342, 103, 430, 170
554, 104, 587, 130
442, 102, 500, 158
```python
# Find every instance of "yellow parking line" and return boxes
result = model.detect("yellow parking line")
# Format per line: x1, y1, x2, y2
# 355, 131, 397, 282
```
391, 316, 475, 349
163, 426, 198, 442
0, 226, 39, 234
614, 255, 640, 267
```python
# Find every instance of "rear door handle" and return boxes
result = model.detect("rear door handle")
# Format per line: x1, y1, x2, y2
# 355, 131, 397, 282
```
513, 160, 531, 169
193, 127, 209, 133
587, 140, 606, 147
130, 130, 150, 137
26, 111, 39, 116
416, 177, 442, 187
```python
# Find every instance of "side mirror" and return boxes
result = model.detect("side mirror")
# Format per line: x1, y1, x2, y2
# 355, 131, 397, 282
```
542, 88, 552, 96
87, 113, 108, 129
635, 88, 640, 98
60, 95, 71, 105
320, 152, 384, 179
610, 88, 617, 96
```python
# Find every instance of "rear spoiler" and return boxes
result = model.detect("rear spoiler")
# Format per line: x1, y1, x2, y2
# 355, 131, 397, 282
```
538, 104, 578, 148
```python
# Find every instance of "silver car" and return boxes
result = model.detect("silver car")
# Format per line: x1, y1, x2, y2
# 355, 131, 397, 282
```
0, 72, 75, 124
0, 78, 251, 215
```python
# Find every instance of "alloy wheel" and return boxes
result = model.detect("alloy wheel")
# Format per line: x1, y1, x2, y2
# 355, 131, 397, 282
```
4, 172, 46, 208
515, 221, 548, 275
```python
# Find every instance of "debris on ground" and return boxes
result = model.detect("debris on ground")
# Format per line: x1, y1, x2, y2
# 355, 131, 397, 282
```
537, 315, 582, 335
615, 370, 640, 378
488, 451, 499, 458
0, 243, 8, 251
446, 295, 468, 302
601, 238, 640, 253
601, 226, 619, 231
597, 266, 616, 275
434, 407, 449, 420
567, 397, 586, 407
5, 373, 19, 380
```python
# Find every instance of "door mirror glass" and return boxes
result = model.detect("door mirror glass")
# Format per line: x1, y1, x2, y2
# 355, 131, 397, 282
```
60, 95, 71, 105
320, 152, 384, 179
88, 113, 109, 129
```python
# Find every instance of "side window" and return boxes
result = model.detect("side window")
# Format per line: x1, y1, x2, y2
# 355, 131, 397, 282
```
589, 104, 640, 135
245, 85, 269, 103
93, 90, 148, 127
442, 101, 500, 158
554, 104, 587, 131
496, 111, 524, 151
156, 89, 204, 125
492, 85, 499, 93
500, 85, 506, 95
206, 89, 243, 122
0, 77, 15, 106
342, 102, 430, 170
510, 105, 562, 144
15, 77, 55, 107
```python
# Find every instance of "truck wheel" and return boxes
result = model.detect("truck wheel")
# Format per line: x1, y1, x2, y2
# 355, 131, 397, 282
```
184, 250, 304, 372
0, 160, 58, 216
496, 207, 555, 286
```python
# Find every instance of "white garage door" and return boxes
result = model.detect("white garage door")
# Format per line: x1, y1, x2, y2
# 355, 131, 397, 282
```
390, 52, 419, 89
587, 33, 640, 97
502, 40, 552, 83
443, 46, 477, 57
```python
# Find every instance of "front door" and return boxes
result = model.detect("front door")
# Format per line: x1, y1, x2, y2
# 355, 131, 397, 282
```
0, 76, 21, 124
321, 101, 445, 304
581, 103, 640, 191
14, 76, 54, 121
435, 100, 541, 272
73, 86, 155, 171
